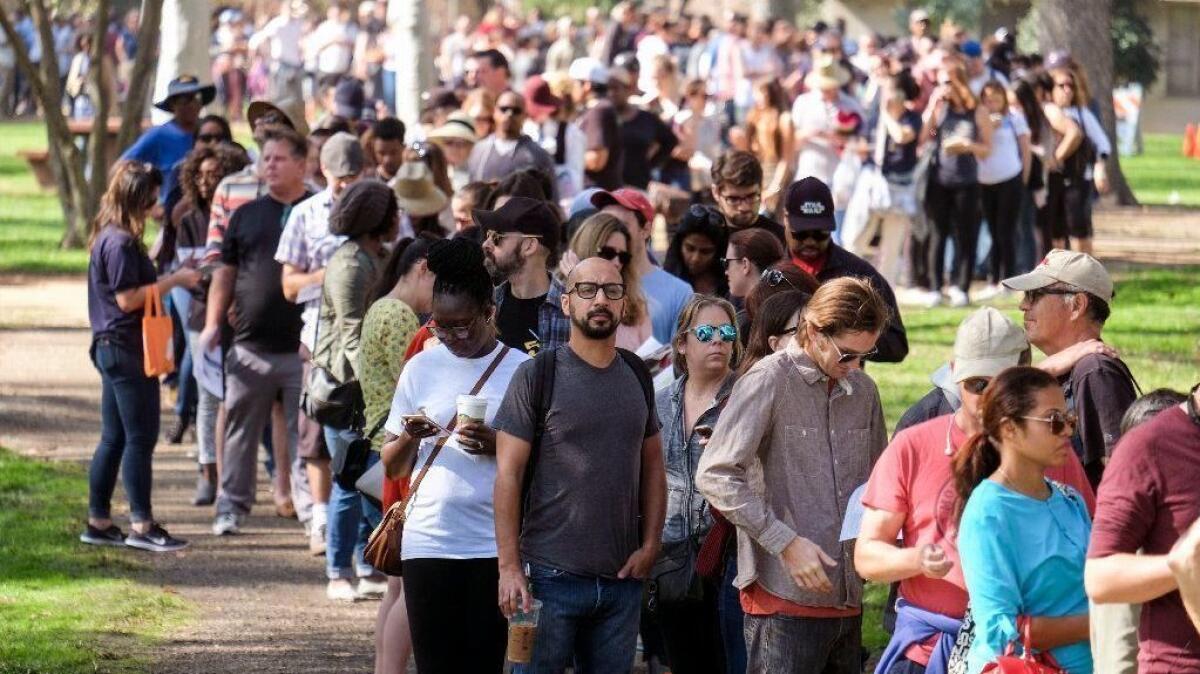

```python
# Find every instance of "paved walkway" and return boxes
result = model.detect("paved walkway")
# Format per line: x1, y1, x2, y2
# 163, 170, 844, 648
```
0, 276, 378, 673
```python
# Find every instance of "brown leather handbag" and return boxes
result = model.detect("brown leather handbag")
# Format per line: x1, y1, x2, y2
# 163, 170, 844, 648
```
364, 346, 511, 576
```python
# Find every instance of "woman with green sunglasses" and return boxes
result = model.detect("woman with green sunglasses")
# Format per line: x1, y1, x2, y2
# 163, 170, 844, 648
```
644, 294, 744, 673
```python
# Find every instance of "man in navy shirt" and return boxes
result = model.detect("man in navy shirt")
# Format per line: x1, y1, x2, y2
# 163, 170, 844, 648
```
121, 75, 216, 200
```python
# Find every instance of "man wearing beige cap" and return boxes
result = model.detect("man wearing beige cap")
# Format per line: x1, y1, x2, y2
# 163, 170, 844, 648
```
1004, 249, 1139, 490
857, 308, 1096, 674
274, 131, 364, 568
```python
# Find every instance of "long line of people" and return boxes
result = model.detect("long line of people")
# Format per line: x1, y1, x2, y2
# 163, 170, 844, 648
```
78, 5, 1198, 674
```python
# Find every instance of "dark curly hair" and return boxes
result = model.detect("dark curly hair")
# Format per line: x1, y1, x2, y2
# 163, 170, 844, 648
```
427, 237, 494, 312
179, 144, 250, 210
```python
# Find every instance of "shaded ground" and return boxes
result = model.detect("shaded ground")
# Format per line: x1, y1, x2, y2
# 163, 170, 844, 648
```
0, 275, 378, 673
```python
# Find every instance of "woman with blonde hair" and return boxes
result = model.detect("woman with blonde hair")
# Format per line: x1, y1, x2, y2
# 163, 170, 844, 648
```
82, 160, 201, 552
561, 212, 652, 350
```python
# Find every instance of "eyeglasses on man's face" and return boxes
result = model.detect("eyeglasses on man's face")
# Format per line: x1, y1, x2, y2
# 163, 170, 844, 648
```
484, 230, 542, 247
824, 333, 878, 365
567, 282, 627, 301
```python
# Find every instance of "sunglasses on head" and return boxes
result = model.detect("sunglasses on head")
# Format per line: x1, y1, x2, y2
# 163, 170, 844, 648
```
961, 377, 991, 395
409, 141, 430, 158
567, 282, 627, 300
793, 229, 831, 243
761, 268, 797, 290
824, 333, 878, 365
1019, 410, 1078, 436
692, 323, 737, 344
596, 246, 632, 266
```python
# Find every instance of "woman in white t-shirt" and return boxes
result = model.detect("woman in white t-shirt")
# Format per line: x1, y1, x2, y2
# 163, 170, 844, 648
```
381, 238, 528, 673
976, 80, 1031, 298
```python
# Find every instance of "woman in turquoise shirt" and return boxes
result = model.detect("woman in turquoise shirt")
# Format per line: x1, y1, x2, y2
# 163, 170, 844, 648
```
954, 366, 1092, 674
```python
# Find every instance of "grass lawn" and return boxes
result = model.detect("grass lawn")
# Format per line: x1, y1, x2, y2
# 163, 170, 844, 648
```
0, 448, 187, 673
1121, 133, 1200, 206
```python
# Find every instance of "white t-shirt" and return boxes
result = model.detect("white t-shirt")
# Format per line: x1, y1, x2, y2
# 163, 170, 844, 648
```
978, 110, 1029, 185
248, 16, 303, 67
384, 342, 529, 560
791, 90, 865, 185
314, 19, 356, 75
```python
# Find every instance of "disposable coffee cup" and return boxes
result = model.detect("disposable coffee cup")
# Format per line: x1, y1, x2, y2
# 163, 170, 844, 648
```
506, 598, 543, 664
456, 394, 488, 426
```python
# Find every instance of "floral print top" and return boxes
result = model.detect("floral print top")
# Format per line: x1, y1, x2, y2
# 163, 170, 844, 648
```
358, 298, 421, 450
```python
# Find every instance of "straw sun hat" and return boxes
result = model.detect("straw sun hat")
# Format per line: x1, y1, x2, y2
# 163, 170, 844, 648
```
390, 162, 448, 217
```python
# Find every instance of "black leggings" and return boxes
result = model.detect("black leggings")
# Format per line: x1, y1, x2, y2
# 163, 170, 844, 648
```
927, 180, 981, 293
403, 557, 507, 673
981, 175, 1025, 284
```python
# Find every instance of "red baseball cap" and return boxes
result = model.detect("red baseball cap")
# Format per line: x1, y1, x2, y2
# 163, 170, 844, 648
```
591, 188, 654, 226
522, 75, 562, 118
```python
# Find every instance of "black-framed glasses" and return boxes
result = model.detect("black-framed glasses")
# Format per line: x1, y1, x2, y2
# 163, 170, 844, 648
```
430, 315, 487, 341
716, 190, 760, 207
596, 246, 632, 266
824, 333, 878, 364
761, 268, 797, 290
692, 323, 737, 344
793, 229, 831, 243
721, 257, 745, 268
1023, 287, 1079, 305
567, 282, 627, 300
961, 377, 991, 395
1020, 410, 1078, 436
484, 230, 542, 246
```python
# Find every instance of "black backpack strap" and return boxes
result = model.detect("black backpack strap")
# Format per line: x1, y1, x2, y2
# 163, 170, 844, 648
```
616, 347, 656, 419
554, 120, 568, 165
522, 347, 558, 515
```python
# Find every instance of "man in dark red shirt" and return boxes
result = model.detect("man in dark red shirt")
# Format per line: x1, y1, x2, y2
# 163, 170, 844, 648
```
1086, 383, 1200, 674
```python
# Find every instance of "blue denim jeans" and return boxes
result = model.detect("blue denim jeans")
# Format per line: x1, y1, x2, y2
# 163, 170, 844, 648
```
323, 425, 382, 579
743, 612, 862, 674
718, 552, 747, 674
89, 339, 159, 523
515, 562, 643, 674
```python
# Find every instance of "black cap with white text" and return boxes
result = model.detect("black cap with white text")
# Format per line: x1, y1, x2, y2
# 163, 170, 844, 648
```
784, 177, 837, 232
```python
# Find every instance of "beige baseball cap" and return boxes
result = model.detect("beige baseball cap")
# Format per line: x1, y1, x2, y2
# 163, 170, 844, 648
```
952, 307, 1030, 383
1002, 249, 1114, 301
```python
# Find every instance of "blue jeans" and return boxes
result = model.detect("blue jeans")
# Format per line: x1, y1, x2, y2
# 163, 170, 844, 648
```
515, 562, 643, 674
744, 612, 862, 674
323, 425, 382, 579
89, 340, 159, 523
719, 553, 747, 674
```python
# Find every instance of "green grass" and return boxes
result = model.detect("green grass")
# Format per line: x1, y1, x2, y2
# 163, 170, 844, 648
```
1122, 133, 1200, 206
0, 448, 187, 673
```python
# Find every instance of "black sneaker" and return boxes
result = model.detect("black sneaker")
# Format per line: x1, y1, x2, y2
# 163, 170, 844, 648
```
80, 523, 126, 547
125, 523, 189, 553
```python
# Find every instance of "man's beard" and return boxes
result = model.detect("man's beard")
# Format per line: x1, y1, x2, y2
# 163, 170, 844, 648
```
571, 307, 619, 339
485, 247, 525, 283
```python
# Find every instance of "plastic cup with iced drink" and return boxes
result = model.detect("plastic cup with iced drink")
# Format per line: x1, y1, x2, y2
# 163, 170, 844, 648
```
506, 598, 542, 664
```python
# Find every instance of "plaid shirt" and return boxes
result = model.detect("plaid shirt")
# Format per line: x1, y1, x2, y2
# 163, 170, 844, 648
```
493, 275, 570, 355
273, 187, 341, 351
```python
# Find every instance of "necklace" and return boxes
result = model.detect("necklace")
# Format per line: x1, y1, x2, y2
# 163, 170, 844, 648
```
943, 416, 955, 456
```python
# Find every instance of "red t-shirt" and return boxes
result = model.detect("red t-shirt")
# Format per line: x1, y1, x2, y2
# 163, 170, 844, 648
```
863, 413, 1096, 665
1088, 406, 1200, 674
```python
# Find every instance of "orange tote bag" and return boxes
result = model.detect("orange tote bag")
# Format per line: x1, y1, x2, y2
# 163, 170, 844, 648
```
142, 284, 175, 377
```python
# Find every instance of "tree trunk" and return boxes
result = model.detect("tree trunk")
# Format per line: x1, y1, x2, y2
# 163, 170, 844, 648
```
389, 0, 433, 132
86, 0, 112, 231
1037, 0, 1138, 206
150, 0, 212, 125
116, 0, 165, 154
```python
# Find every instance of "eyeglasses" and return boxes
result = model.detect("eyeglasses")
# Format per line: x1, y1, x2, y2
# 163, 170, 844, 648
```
720, 257, 745, 268
1023, 288, 1079, 305
717, 190, 760, 207
692, 323, 738, 343
961, 377, 991, 395
484, 230, 542, 246
497, 105, 525, 115
430, 315, 487, 342
567, 282, 627, 300
760, 268, 797, 290
197, 133, 225, 143
596, 246, 632, 266
793, 229, 831, 243
824, 333, 878, 365
1020, 410, 1078, 436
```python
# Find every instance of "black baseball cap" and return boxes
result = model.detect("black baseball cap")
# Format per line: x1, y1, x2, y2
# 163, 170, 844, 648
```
472, 196, 561, 251
784, 177, 836, 232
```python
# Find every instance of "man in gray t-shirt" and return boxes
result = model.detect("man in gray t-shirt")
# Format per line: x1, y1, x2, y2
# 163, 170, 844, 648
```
494, 257, 665, 672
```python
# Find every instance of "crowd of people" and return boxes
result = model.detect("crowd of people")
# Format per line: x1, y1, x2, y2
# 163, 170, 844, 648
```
75, 2, 1200, 674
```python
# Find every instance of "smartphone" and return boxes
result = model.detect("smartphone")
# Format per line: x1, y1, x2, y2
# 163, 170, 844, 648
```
399, 413, 451, 436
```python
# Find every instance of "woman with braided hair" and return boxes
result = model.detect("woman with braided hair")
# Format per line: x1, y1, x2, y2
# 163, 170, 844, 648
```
380, 237, 530, 673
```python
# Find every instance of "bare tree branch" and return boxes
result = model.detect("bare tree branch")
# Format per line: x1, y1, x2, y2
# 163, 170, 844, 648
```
116, 0, 164, 154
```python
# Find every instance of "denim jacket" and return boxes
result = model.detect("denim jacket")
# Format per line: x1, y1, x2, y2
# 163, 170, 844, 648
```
657, 373, 737, 545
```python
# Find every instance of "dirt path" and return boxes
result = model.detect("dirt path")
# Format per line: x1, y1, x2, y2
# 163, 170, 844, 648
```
0, 275, 378, 673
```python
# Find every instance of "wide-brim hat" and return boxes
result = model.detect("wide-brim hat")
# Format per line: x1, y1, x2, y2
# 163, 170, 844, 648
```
154, 75, 216, 111
805, 55, 851, 91
427, 112, 479, 145
247, 100, 298, 131
390, 162, 448, 217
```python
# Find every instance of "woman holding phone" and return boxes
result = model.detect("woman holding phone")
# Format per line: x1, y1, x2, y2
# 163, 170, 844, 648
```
380, 238, 528, 673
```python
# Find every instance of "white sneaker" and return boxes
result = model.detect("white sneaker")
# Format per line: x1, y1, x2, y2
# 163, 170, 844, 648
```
327, 579, 359, 602
355, 576, 388, 600
309, 522, 327, 556
974, 284, 1003, 301
211, 512, 242, 536
947, 286, 970, 307
921, 289, 943, 308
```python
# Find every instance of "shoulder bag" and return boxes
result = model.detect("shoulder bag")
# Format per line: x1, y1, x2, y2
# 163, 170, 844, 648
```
301, 276, 363, 429
363, 346, 511, 577
142, 284, 176, 377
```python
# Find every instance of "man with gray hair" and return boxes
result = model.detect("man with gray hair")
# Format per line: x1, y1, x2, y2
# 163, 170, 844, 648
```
1003, 249, 1139, 490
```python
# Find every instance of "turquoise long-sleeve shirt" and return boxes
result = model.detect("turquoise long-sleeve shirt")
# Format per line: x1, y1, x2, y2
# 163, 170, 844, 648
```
958, 478, 1093, 674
